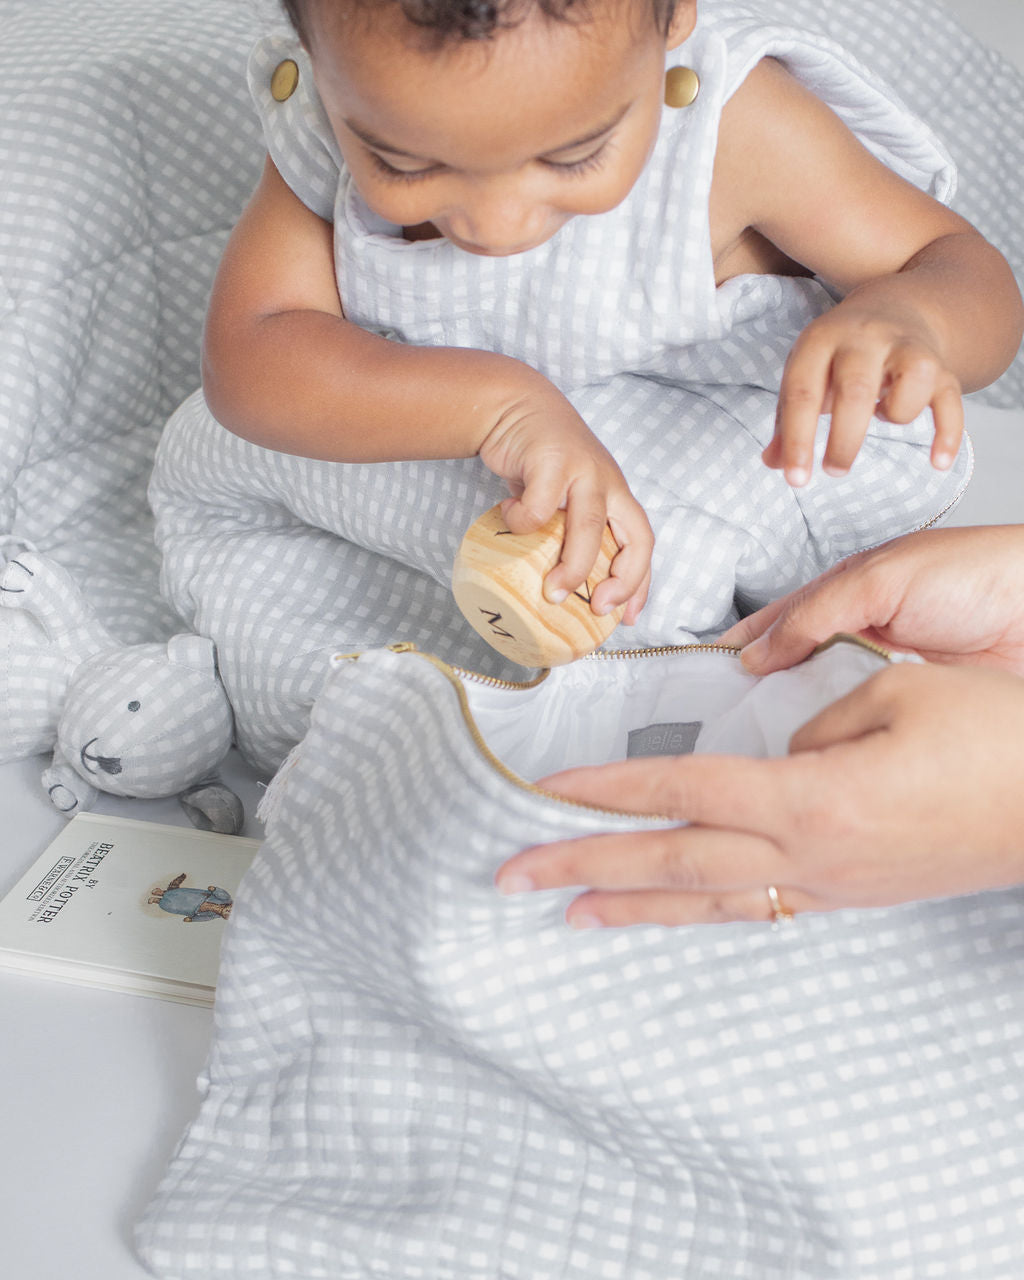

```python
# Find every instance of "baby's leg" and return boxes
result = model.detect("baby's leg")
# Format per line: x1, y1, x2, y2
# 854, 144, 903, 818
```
571, 373, 971, 638
151, 392, 515, 776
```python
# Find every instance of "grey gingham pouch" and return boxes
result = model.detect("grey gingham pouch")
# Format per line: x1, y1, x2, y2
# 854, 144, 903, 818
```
138, 638, 1024, 1279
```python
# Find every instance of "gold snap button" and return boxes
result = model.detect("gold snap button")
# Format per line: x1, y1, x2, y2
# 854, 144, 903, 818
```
664, 65, 700, 108
270, 59, 300, 103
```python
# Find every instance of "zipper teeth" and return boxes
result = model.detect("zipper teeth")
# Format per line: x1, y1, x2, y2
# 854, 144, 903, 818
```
811, 631, 894, 661
449, 665, 549, 691
858, 431, 974, 553
354, 635, 892, 816
411, 649, 643, 814
586, 641, 742, 661
451, 640, 742, 686
392, 643, 755, 817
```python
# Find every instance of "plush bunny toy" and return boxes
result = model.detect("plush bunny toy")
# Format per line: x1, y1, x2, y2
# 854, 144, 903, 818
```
0, 548, 242, 833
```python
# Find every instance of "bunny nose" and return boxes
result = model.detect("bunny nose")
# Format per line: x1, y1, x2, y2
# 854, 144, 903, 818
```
80, 738, 123, 776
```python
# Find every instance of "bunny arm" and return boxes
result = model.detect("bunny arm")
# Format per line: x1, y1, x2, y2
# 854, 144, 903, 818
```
41, 745, 100, 815
0, 551, 120, 655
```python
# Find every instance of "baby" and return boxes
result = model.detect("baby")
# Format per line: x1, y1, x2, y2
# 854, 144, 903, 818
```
150, 0, 1022, 772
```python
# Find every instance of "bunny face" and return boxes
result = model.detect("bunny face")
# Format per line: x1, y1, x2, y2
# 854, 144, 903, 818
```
58, 635, 234, 799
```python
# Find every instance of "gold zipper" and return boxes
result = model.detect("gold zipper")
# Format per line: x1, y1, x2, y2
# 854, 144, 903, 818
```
584, 641, 742, 661
395, 646, 617, 810
335, 642, 704, 813
334, 634, 891, 815
811, 631, 894, 661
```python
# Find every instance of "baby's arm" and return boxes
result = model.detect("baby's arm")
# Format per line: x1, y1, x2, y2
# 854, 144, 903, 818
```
202, 159, 652, 619
712, 59, 1024, 486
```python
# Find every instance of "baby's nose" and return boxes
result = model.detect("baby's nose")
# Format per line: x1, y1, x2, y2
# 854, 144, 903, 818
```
452, 186, 548, 256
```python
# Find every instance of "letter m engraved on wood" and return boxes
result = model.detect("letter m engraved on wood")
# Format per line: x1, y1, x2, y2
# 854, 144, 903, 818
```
480, 608, 514, 639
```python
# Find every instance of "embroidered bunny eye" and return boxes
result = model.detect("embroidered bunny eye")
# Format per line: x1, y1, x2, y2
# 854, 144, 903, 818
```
128, 700, 141, 712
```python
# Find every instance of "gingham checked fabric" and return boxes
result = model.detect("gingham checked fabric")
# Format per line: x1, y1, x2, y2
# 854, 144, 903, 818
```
150, 0, 987, 776
136, 642, 1024, 1278
0, 0, 262, 642
765, 0, 1024, 411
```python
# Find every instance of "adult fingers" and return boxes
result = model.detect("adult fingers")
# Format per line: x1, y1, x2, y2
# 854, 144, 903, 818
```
498, 824, 785, 898
564, 882, 818, 930
537, 753, 791, 829
718, 595, 792, 650
788, 665, 903, 753
718, 560, 852, 655
734, 556, 897, 674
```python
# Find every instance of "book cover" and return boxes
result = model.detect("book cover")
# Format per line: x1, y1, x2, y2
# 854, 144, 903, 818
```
0, 813, 260, 1006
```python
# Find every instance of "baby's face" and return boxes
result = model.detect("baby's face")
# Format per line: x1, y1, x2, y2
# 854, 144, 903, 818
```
306, 0, 695, 256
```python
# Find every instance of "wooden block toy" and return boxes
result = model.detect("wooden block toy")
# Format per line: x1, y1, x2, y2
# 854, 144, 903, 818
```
452, 503, 625, 667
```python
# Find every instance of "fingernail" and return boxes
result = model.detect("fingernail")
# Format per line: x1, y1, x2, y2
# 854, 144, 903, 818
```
568, 913, 604, 930
933, 452, 953, 470
740, 636, 768, 670
822, 463, 848, 478
497, 873, 535, 895
785, 465, 810, 487
544, 586, 568, 604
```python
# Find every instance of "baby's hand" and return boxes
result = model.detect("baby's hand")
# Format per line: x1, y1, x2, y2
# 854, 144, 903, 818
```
765, 299, 964, 486
478, 387, 653, 625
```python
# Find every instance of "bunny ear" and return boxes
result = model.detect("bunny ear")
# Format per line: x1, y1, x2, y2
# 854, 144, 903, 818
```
166, 633, 219, 674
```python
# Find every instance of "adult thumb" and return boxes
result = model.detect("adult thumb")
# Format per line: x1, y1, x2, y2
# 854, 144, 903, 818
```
741, 563, 882, 675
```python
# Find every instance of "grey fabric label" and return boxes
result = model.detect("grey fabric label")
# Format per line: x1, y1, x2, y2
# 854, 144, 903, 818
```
626, 721, 702, 758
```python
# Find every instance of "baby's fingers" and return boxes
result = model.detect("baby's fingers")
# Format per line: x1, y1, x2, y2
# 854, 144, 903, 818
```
873, 347, 963, 471
876, 357, 962, 470
590, 510, 654, 621
542, 485, 611, 605
770, 331, 832, 486
820, 345, 887, 476
929, 381, 964, 470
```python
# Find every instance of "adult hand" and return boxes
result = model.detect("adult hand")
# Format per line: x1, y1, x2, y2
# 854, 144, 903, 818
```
497, 662, 1024, 927
496, 525, 1024, 927
723, 524, 1024, 675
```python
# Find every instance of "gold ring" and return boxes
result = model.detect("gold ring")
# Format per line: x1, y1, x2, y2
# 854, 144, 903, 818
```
766, 884, 794, 930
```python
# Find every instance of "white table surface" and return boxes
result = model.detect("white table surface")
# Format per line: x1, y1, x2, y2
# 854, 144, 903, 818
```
0, 756, 266, 1280
1, 2, 1021, 1275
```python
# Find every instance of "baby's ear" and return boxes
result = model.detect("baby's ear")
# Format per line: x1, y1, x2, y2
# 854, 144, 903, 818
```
665, 0, 697, 51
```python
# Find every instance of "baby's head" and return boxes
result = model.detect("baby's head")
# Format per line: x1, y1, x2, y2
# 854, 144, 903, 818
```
280, 1, 680, 47
281, 0, 696, 255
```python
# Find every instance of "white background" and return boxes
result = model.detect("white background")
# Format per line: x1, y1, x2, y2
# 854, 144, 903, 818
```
1, 3, 1021, 1278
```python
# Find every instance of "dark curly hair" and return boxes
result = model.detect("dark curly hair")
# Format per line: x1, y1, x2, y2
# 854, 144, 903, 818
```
282, 0, 681, 47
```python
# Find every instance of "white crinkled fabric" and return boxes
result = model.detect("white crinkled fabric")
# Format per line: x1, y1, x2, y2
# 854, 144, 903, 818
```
150, 0, 980, 777
136, 640, 1024, 1278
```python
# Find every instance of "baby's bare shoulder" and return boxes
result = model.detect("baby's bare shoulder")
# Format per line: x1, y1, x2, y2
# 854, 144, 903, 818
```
710, 59, 820, 281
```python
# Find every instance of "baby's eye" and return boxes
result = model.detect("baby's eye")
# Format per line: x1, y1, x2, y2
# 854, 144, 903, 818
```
368, 151, 442, 184
541, 143, 610, 177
